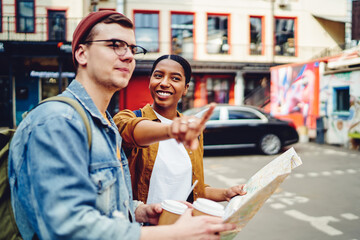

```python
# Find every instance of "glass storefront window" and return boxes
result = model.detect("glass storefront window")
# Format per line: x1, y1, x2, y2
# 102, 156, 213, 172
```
275, 17, 296, 56
41, 77, 68, 100
250, 16, 263, 55
0, 76, 10, 126
207, 14, 229, 54
17, 0, 35, 33
134, 11, 159, 53
171, 13, 194, 59
207, 78, 230, 103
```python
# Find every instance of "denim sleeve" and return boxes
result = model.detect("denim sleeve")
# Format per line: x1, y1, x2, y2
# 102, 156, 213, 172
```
25, 114, 141, 240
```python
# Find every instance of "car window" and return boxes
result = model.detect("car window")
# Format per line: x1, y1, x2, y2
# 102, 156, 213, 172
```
228, 109, 261, 120
183, 108, 202, 116
209, 109, 220, 120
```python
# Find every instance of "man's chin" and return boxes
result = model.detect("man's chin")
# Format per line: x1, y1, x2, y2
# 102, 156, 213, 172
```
114, 78, 130, 90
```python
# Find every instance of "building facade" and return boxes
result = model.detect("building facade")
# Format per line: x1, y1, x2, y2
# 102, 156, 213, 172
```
0, 0, 88, 127
119, 0, 347, 114
269, 46, 360, 149
0, 0, 348, 128
319, 50, 360, 149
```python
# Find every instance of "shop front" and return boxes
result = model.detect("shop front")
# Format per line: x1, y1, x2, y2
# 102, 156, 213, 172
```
14, 70, 75, 126
121, 71, 236, 113
121, 61, 272, 113
0, 41, 74, 128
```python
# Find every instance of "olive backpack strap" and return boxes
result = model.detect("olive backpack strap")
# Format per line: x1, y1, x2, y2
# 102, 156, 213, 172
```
39, 96, 92, 149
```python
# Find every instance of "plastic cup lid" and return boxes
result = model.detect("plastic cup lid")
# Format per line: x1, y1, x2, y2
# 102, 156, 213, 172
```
193, 198, 225, 217
161, 200, 188, 215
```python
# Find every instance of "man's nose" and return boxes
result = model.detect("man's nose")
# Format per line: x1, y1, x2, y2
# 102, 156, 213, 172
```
120, 47, 135, 61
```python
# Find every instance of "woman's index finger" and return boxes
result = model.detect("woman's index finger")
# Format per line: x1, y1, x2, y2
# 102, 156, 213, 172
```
200, 103, 216, 125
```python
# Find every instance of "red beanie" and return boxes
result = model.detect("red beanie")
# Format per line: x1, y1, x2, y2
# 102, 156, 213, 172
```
72, 10, 124, 68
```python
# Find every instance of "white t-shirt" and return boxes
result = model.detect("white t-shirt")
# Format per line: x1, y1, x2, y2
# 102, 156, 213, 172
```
146, 111, 192, 204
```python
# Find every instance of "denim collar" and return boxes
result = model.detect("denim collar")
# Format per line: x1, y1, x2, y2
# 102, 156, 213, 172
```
62, 79, 113, 127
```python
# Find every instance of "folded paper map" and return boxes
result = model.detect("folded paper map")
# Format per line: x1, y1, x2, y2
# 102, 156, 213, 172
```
220, 147, 302, 240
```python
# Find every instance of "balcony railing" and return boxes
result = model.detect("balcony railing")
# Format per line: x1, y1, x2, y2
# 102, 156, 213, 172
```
0, 16, 343, 62
0, 16, 81, 42
311, 44, 345, 59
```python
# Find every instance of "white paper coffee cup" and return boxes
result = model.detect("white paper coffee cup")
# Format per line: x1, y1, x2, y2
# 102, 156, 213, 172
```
192, 198, 225, 218
158, 200, 188, 225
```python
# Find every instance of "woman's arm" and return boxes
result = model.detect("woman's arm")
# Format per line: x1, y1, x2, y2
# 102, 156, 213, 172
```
133, 120, 172, 146
204, 185, 247, 202
114, 104, 216, 150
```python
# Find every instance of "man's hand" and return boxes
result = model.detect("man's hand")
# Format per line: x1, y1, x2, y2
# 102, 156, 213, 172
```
168, 103, 216, 150
135, 203, 162, 225
171, 208, 236, 240
139, 208, 236, 240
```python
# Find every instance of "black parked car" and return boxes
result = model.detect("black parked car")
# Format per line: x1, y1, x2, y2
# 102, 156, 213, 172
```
183, 104, 299, 155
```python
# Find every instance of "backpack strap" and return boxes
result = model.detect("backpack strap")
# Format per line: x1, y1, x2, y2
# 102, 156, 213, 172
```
133, 109, 142, 117
38, 96, 92, 149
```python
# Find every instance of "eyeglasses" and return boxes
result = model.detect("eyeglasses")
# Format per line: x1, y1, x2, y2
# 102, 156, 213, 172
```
83, 39, 147, 60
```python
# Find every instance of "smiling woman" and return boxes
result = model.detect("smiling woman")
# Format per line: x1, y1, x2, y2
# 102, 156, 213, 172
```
148, 55, 191, 119
114, 55, 198, 204
113, 54, 247, 206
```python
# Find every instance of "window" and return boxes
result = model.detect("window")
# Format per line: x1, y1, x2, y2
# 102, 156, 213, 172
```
181, 79, 194, 111
334, 87, 350, 112
134, 11, 159, 53
207, 14, 229, 54
250, 16, 263, 55
16, 0, 35, 33
48, 10, 66, 41
0, 76, 11, 127
228, 110, 260, 120
194, 108, 220, 120
206, 78, 230, 104
210, 109, 220, 120
41, 77, 68, 100
274, 17, 296, 56
171, 12, 194, 59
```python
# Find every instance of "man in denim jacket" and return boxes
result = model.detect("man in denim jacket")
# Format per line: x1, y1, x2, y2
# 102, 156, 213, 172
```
8, 11, 235, 240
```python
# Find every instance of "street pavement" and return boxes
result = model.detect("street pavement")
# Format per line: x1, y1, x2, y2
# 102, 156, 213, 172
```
203, 142, 360, 240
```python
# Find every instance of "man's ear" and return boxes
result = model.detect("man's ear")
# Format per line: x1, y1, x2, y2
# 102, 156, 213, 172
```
182, 83, 189, 96
75, 44, 88, 66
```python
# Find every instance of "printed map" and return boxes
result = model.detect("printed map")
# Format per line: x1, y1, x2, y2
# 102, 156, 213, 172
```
220, 147, 303, 240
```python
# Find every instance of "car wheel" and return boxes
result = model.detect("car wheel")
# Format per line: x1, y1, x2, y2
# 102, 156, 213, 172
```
259, 134, 281, 155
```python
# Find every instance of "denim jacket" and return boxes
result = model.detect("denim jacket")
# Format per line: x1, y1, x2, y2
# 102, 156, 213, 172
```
8, 80, 141, 240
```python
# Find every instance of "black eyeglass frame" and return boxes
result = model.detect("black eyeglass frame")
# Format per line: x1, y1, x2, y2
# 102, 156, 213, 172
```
83, 39, 147, 57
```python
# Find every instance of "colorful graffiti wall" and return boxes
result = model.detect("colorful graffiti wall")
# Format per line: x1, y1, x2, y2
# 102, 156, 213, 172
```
320, 70, 360, 146
270, 62, 319, 131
